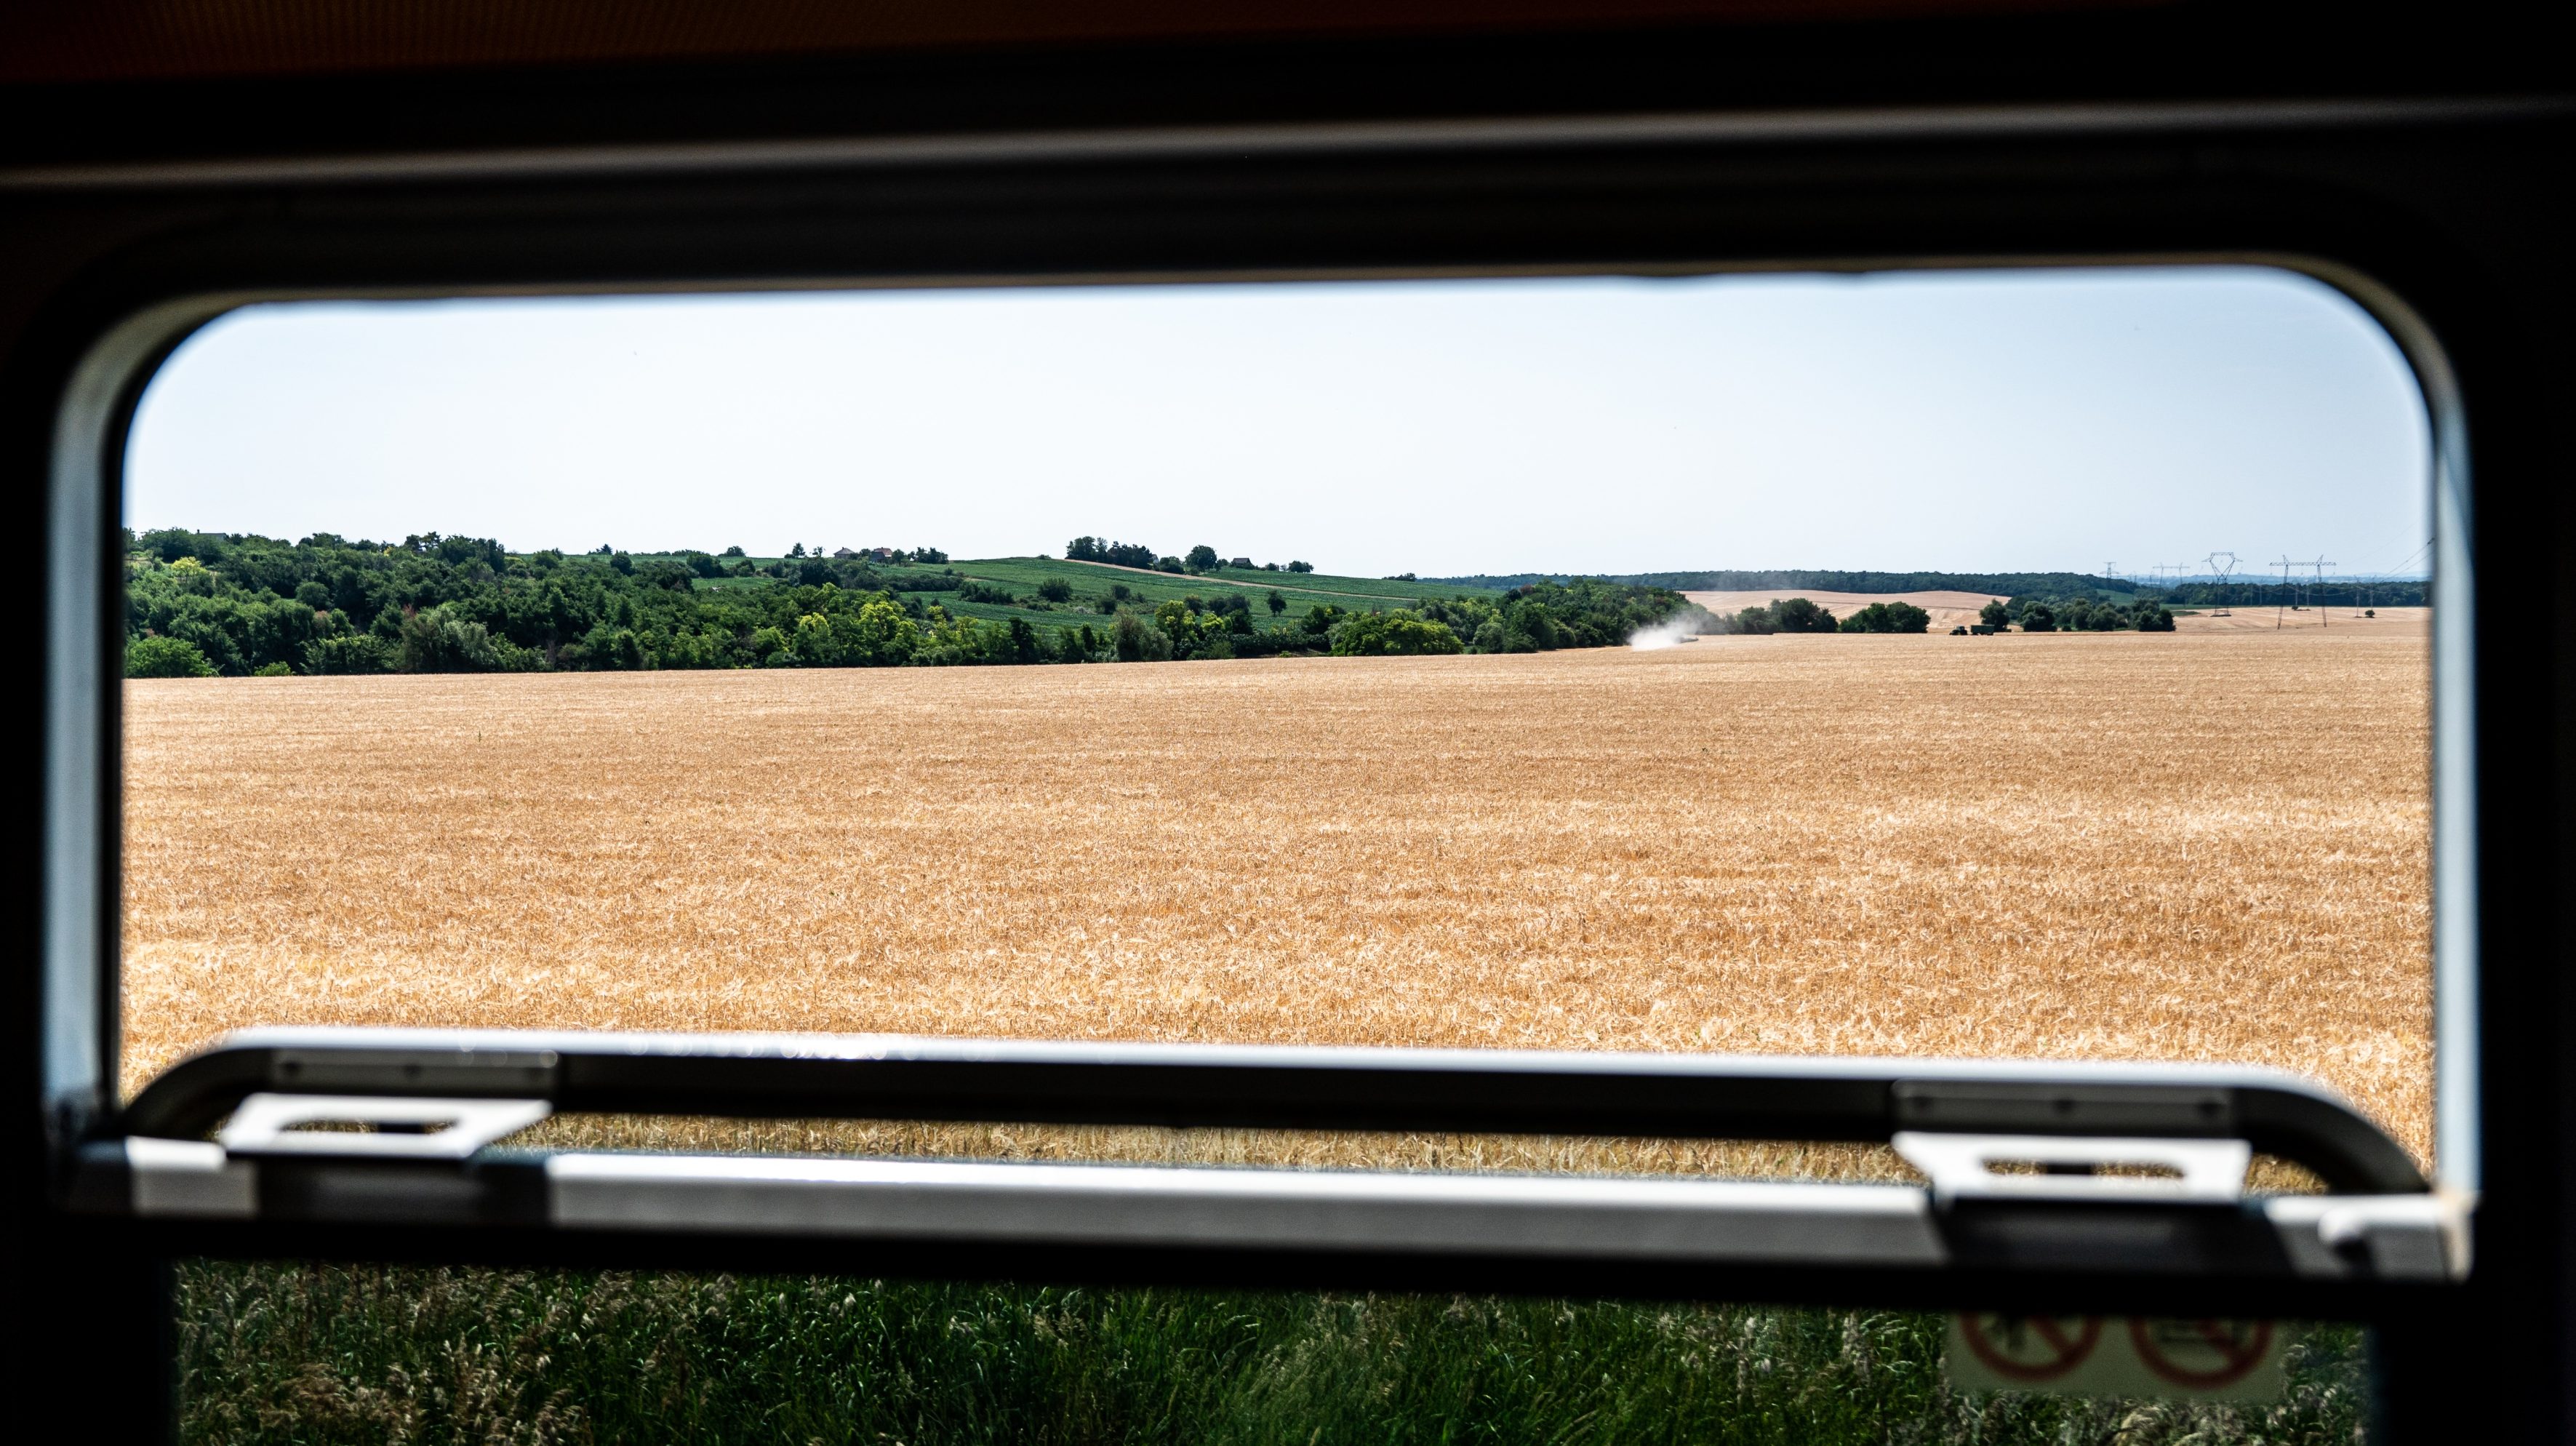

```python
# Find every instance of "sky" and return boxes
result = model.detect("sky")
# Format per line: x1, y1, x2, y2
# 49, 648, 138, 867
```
124, 268, 2433, 580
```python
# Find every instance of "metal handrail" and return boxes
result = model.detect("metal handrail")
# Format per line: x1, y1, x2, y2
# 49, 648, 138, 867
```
119, 1027, 2428, 1194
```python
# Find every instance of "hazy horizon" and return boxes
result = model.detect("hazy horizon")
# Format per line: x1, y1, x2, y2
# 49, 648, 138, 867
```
127, 268, 2433, 580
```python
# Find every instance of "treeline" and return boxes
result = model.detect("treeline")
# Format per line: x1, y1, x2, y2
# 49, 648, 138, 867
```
1685, 594, 2173, 636
2166, 580, 2429, 608
1436, 569, 2432, 610
1122, 579, 1689, 660
1449, 569, 2131, 596
123, 530, 1696, 677
1063, 536, 1163, 569
1994, 595, 2175, 632
1701, 597, 1934, 634
1065, 537, 1316, 575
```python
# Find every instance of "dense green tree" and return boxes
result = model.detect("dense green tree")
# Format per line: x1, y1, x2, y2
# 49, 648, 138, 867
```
127, 635, 216, 678
399, 607, 529, 671
636, 560, 695, 592
1995, 593, 2177, 633
1067, 537, 1159, 567
1330, 610, 1464, 656
1839, 601, 1931, 634
1267, 589, 1287, 618
303, 635, 393, 674
1185, 544, 1220, 571
1503, 599, 1558, 651
1111, 610, 1174, 662
1768, 597, 1837, 634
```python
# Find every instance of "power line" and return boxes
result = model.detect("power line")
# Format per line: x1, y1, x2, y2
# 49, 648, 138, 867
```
2380, 536, 2435, 580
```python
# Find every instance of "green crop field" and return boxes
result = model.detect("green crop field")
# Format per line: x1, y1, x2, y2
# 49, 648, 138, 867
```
673, 555, 1508, 636
1195, 564, 1503, 604
947, 556, 1503, 618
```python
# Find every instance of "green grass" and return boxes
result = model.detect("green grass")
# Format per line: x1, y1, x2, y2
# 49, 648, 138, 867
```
175, 1262, 2369, 1445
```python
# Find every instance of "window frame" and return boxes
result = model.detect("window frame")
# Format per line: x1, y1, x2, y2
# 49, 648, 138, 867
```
7, 74, 2561, 1439
49, 251, 2479, 1245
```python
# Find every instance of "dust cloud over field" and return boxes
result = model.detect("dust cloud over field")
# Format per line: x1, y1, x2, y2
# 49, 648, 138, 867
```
124, 631, 2433, 1162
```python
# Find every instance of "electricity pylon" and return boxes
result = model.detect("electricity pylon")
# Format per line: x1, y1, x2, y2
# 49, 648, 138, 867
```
2204, 552, 2240, 616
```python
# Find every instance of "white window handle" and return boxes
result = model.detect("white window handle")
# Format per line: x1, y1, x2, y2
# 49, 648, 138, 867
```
1892, 1131, 2250, 1204
217, 1093, 551, 1159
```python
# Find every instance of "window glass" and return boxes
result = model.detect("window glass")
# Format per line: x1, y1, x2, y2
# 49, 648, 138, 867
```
121, 268, 2433, 1170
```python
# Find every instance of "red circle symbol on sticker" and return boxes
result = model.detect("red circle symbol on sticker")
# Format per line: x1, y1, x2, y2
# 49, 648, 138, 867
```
2127, 1318, 2276, 1389
1959, 1314, 2105, 1382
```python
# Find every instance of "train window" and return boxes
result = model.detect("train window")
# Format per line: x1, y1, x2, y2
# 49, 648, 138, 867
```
71, 265, 2457, 1437
121, 269, 2433, 1136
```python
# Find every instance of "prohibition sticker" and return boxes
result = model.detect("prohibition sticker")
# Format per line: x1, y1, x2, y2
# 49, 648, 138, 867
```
2128, 1318, 2276, 1391
1946, 1315, 2291, 1402
1956, 1316, 2104, 1383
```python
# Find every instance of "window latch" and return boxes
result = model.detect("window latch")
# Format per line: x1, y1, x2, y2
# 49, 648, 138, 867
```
1892, 1130, 2251, 1205
217, 1093, 551, 1160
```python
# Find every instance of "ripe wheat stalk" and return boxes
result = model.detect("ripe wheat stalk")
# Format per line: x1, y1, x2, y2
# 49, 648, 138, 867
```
124, 629, 2430, 1181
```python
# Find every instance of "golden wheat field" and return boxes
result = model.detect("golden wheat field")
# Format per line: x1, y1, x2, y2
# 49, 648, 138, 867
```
121, 626, 2433, 1174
